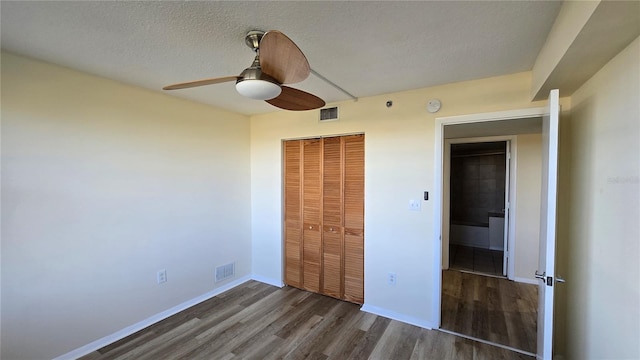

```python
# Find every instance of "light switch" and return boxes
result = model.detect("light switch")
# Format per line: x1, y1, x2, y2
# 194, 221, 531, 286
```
409, 199, 421, 211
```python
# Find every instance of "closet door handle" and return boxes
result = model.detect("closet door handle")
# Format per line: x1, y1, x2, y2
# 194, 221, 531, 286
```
329, 227, 334, 232
309, 225, 313, 230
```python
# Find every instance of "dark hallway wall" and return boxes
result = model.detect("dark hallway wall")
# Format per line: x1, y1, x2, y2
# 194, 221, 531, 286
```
450, 142, 506, 226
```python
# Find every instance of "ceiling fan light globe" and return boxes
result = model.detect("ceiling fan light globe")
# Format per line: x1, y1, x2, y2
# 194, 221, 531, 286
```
236, 79, 282, 100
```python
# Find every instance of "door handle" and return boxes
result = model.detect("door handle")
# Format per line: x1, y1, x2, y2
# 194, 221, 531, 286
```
536, 271, 564, 286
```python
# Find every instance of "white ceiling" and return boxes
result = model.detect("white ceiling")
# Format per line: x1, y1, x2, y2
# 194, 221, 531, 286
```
1, 1, 563, 115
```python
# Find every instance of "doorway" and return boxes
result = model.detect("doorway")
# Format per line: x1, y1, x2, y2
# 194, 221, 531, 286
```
433, 108, 546, 356
448, 141, 508, 278
441, 135, 517, 281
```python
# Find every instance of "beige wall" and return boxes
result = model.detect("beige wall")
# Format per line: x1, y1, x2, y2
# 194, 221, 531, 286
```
250, 71, 551, 327
560, 36, 640, 359
0, 52, 253, 359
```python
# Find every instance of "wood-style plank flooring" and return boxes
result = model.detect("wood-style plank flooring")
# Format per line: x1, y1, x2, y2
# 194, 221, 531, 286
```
449, 244, 504, 277
441, 270, 538, 354
81, 280, 532, 360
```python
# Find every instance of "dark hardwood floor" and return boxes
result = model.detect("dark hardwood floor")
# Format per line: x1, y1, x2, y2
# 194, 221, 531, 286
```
441, 270, 538, 354
80, 280, 533, 359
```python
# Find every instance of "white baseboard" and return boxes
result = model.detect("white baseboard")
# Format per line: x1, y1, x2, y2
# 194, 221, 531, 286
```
251, 274, 284, 288
360, 304, 435, 330
514, 276, 538, 285
54, 274, 252, 360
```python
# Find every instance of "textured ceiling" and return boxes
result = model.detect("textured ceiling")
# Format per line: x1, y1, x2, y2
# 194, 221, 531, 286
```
1, 1, 562, 115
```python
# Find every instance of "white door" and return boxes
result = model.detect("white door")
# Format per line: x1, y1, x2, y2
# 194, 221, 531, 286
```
535, 89, 560, 360
503, 141, 511, 276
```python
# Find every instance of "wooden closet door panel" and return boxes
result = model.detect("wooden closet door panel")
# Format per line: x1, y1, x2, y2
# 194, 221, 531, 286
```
322, 137, 342, 225
322, 227, 342, 298
302, 139, 322, 292
284, 141, 301, 223
284, 225, 301, 287
344, 230, 364, 303
303, 139, 321, 225
322, 136, 343, 298
343, 134, 364, 303
303, 227, 321, 292
283, 140, 302, 287
344, 135, 364, 229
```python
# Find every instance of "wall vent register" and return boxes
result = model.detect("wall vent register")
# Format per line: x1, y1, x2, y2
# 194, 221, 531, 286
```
320, 107, 339, 121
215, 262, 235, 282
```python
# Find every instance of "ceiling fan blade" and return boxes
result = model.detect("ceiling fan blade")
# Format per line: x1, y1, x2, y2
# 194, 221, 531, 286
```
259, 31, 310, 85
163, 76, 238, 90
266, 86, 325, 111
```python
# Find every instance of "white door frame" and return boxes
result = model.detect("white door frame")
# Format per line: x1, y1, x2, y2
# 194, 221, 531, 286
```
442, 136, 516, 279
432, 107, 547, 328
536, 89, 560, 360
503, 140, 512, 277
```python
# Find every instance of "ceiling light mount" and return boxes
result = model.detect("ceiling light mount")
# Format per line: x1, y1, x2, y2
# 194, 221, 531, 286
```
244, 30, 265, 52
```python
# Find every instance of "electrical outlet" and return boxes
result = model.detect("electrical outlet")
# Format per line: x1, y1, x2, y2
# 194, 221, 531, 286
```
409, 199, 421, 211
388, 272, 397, 285
157, 269, 167, 284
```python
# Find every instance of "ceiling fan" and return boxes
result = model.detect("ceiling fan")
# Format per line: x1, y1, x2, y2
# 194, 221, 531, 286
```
163, 30, 325, 111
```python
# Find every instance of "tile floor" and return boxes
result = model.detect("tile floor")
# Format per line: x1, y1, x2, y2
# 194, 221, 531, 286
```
449, 244, 505, 277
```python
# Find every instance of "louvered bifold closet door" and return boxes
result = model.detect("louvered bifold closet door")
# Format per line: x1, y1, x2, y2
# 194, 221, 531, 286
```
283, 135, 364, 304
343, 134, 365, 303
284, 141, 302, 288
302, 139, 322, 293
322, 137, 343, 299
